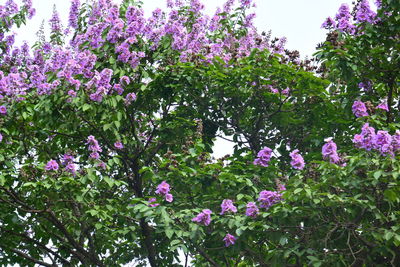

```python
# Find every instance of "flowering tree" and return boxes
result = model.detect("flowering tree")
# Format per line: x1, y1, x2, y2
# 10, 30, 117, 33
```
0, 0, 399, 266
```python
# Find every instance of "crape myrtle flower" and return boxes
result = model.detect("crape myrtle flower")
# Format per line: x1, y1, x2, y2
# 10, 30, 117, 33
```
277, 184, 286, 192
321, 17, 335, 29
114, 141, 124, 150
192, 209, 212, 226
356, 0, 376, 24
0, 133, 2, 142
374, 130, 393, 156
322, 138, 342, 164
352, 100, 369, 117
376, 100, 389, 112
0, 105, 7, 114
220, 199, 237, 215
156, 181, 170, 195
245, 202, 259, 218
148, 197, 160, 207
258, 190, 282, 209
69, 0, 80, 29
254, 146, 273, 167
45, 160, 59, 171
289, 149, 305, 170
223, 233, 236, 247
353, 123, 376, 151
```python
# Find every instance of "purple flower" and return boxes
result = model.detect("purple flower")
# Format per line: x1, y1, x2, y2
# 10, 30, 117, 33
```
289, 149, 305, 170
245, 202, 259, 218
148, 197, 160, 207
281, 87, 290, 96
356, 0, 376, 24
391, 131, 400, 152
65, 163, 76, 175
90, 152, 100, 159
277, 184, 286, 192
0, 105, 7, 115
223, 233, 236, 247
114, 141, 124, 150
96, 161, 107, 170
0, 133, 2, 142
352, 100, 369, 117
125, 92, 137, 105
254, 147, 273, 167
49, 6, 62, 33
220, 199, 237, 215
68, 0, 80, 29
322, 138, 342, 164
156, 181, 170, 195
353, 123, 376, 151
258, 190, 282, 209
192, 209, 212, 226
376, 100, 389, 112
45, 160, 59, 171
165, 193, 173, 202
374, 130, 393, 155
321, 17, 335, 29
358, 81, 372, 91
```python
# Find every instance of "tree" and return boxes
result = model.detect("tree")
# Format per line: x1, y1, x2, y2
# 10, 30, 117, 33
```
0, 0, 399, 266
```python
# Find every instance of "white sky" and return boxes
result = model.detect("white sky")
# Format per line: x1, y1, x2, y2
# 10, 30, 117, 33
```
8, 0, 357, 157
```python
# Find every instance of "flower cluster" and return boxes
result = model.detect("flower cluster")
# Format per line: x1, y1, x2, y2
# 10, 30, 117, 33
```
353, 123, 400, 156
45, 160, 59, 171
258, 190, 282, 209
245, 202, 259, 218
155, 181, 173, 202
223, 233, 236, 247
220, 199, 237, 215
253, 146, 273, 167
192, 209, 212, 226
62, 153, 76, 175
322, 138, 343, 165
355, 0, 376, 24
87, 135, 102, 159
352, 100, 369, 117
289, 149, 305, 170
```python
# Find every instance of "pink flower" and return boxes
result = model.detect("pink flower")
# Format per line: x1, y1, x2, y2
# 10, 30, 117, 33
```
165, 193, 173, 202
223, 233, 236, 247
45, 160, 59, 171
155, 181, 170, 195
376, 100, 389, 112
114, 141, 124, 150
192, 209, 212, 226
220, 199, 237, 215
148, 197, 160, 207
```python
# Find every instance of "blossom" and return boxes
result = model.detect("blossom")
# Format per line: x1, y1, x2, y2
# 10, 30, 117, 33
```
258, 190, 282, 209
165, 193, 173, 202
321, 17, 335, 29
0, 105, 7, 114
353, 123, 376, 151
220, 199, 237, 215
322, 138, 342, 164
45, 160, 59, 171
192, 209, 212, 226
68, 0, 80, 29
376, 100, 389, 112
254, 147, 273, 167
245, 202, 259, 218
355, 0, 376, 24
114, 141, 124, 150
374, 130, 393, 155
0, 133, 3, 142
125, 92, 137, 105
155, 181, 170, 195
277, 184, 286, 192
148, 197, 160, 207
352, 100, 369, 117
289, 149, 305, 170
223, 233, 236, 247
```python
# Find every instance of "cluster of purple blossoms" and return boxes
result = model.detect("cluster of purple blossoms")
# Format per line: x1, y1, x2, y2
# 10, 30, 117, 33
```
335, 4, 355, 33
223, 233, 236, 247
245, 202, 259, 218
258, 190, 282, 209
220, 199, 237, 215
321, 17, 335, 29
68, 0, 80, 29
49, 6, 62, 34
289, 149, 305, 170
355, 0, 376, 24
253, 146, 273, 167
155, 181, 173, 202
322, 138, 343, 165
353, 123, 400, 156
352, 100, 369, 117
62, 153, 76, 175
45, 159, 59, 171
358, 81, 372, 91
87, 135, 102, 159
192, 209, 212, 226
125, 92, 137, 105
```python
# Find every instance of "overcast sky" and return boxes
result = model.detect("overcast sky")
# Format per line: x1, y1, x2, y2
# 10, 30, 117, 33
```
8, 0, 356, 158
